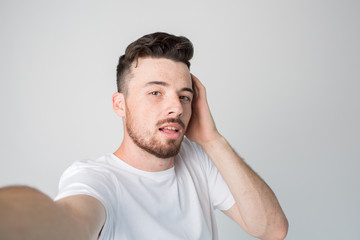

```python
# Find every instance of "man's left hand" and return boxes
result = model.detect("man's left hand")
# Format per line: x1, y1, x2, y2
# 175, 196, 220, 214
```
185, 74, 222, 146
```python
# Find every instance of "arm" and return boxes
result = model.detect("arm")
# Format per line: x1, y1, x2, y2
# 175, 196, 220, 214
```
186, 75, 288, 240
0, 186, 105, 240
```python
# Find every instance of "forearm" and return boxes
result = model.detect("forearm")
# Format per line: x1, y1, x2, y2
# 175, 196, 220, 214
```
0, 186, 89, 240
200, 136, 288, 239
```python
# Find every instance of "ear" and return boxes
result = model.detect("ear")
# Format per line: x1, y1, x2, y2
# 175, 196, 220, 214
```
112, 92, 126, 117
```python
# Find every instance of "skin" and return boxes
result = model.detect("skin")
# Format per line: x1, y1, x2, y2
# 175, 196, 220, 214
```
0, 186, 104, 240
113, 57, 288, 239
0, 56, 288, 240
188, 75, 288, 239
113, 57, 194, 171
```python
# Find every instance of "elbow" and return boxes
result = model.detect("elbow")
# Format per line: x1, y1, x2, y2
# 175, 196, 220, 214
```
248, 216, 288, 240
271, 221, 289, 240
277, 215, 289, 240
260, 217, 289, 240
280, 218, 289, 240
281, 219, 289, 239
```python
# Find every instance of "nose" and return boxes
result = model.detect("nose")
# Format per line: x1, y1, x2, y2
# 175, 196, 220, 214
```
166, 95, 183, 118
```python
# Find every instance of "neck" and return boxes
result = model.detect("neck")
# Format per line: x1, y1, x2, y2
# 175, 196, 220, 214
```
113, 138, 175, 172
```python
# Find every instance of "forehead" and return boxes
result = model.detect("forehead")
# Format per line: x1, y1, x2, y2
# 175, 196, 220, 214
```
128, 57, 192, 89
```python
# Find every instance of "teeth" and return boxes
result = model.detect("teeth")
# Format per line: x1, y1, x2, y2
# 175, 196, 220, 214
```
164, 127, 177, 130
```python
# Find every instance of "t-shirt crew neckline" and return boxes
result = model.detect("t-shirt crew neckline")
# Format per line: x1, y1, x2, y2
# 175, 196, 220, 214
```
109, 153, 175, 179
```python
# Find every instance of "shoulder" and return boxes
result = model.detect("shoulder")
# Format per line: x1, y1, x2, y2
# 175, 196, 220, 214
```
179, 137, 205, 156
178, 137, 219, 175
58, 154, 117, 189
63, 154, 113, 174
177, 137, 209, 168
56, 154, 119, 207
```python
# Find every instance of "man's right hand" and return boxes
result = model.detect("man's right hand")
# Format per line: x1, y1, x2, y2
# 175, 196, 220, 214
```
0, 186, 105, 240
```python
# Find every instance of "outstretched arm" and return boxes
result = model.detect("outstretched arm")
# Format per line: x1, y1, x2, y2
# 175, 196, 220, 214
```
0, 186, 105, 240
186, 75, 288, 240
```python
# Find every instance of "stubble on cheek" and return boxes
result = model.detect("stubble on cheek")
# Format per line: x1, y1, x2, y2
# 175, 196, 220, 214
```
125, 108, 183, 159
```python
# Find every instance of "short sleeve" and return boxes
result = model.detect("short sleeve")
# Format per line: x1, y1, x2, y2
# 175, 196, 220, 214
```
54, 159, 116, 239
190, 141, 235, 211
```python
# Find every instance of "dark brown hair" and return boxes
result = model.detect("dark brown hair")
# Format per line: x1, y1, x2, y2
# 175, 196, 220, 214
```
116, 32, 194, 94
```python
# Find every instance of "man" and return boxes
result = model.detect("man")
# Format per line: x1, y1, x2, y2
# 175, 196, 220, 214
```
0, 32, 288, 240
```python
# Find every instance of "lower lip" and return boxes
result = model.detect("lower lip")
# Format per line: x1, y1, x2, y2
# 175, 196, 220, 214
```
159, 129, 181, 140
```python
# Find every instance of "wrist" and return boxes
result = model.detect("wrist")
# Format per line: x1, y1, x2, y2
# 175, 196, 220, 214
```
198, 133, 226, 150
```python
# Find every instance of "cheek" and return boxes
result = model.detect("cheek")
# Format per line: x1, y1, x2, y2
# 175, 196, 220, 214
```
183, 105, 192, 123
132, 101, 161, 123
128, 97, 153, 113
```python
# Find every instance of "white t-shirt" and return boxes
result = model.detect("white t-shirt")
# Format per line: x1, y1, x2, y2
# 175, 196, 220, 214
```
55, 138, 235, 240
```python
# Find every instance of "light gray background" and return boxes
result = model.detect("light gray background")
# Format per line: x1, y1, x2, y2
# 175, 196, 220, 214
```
1, 1, 359, 239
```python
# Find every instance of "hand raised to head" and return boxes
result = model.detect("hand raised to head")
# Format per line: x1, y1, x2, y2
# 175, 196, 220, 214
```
185, 74, 222, 146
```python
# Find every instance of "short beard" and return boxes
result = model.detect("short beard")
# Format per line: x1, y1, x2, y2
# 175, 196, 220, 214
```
125, 109, 185, 159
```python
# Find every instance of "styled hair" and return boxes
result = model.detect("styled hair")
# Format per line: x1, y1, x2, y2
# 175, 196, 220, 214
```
116, 32, 194, 94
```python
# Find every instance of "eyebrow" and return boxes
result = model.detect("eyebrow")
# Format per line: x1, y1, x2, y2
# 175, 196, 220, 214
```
145, 81, 194, 94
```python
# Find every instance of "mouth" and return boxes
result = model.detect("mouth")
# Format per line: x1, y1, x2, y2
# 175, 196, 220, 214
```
158, 121, 183, 140
159, 126, 180, 133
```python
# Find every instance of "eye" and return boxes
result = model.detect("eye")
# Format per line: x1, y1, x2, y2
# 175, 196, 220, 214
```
150, 91, 161, 96
180, 96, 191, 102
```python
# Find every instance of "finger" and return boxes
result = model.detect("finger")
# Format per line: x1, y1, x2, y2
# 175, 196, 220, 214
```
191, 74, 206, 99
191, 74, 204, 89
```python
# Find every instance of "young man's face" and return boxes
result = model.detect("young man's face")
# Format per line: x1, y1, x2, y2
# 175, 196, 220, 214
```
123, 57, 193, 158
